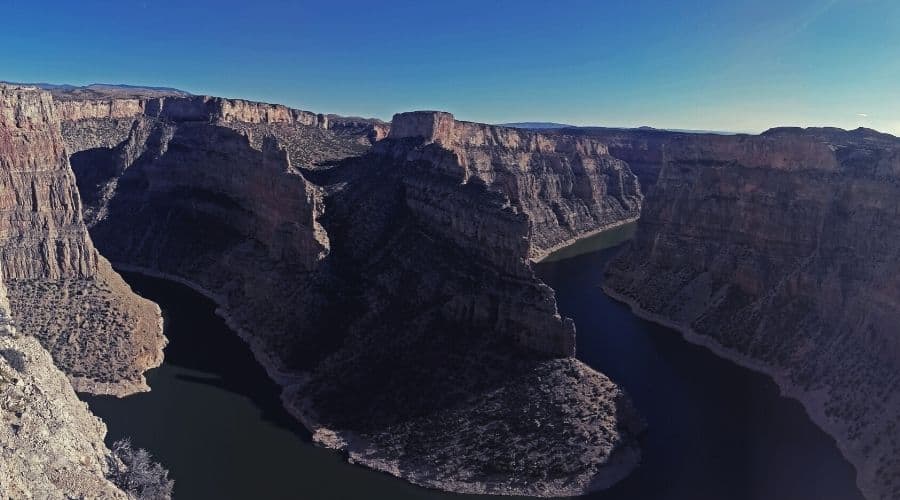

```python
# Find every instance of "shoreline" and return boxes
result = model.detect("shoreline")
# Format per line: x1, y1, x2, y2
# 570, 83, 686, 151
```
71, 260, 168, 399
279, 370, 642, 498
530, 217, 639, 263
109, 264, 305, 387
107, 262, 643, 498
600, 285, 873, 500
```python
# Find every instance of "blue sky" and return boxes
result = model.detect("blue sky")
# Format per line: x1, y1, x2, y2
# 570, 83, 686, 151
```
3, 0, 898, 134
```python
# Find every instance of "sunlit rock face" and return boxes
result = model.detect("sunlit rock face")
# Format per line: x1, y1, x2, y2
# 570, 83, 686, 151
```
388, 112, 643, 260
601, 126, 900, 500
0, 84, 163, 396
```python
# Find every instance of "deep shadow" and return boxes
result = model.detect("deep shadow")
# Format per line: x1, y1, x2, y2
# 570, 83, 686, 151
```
535, 244, 864, 500
80, 237, 864, 500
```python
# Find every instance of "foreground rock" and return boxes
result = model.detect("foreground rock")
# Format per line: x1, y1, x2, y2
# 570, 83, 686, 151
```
599, 127, 900, 500
0, 84, 164, 396
0, 262, 128, 499
61, 102, 645, 495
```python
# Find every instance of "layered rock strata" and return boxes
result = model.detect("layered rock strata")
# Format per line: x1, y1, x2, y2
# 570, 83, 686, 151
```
65, 106, 645, 495
602, 127, 900, 500
0, 84, 164, 396
389, 112, 643, 260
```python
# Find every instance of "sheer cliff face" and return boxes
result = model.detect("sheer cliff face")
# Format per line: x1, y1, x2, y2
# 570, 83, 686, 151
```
0, 85, 164, 396
603, 127, 900, 500
0, 86, 98, 278
0, 266, 128, 499
62, 106, 644, 496
559, 127, 841, 190
390, 112, 643, 260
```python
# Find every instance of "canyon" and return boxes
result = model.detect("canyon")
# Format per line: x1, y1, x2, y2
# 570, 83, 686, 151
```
576, 126, 900, 500
19, 84, 646, 496
0, 84, 171, 499
0, 85, 165, 397
1, 81, 897, 500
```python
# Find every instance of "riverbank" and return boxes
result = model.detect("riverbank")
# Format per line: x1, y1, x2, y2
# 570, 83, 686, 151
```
600, 285, 873, 500
110, 263, 306, 388
282, 364, 643, 498
531, 217, 639, 263
111, 263, 643, 498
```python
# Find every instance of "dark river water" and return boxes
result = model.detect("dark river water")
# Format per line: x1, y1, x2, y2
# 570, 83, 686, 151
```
83, 228, 863, 500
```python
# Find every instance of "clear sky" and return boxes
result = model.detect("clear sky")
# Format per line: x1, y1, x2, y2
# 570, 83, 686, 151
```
3, 0, 899, 134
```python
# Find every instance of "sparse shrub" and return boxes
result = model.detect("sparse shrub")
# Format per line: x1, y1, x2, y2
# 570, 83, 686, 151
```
107, 438, 174, 500
0, 348, 26, 372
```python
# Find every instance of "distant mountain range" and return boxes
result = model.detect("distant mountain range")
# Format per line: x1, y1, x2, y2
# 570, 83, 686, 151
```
501, 122, 743, 135
1, 82, 191, 99
499, 122, 576, 130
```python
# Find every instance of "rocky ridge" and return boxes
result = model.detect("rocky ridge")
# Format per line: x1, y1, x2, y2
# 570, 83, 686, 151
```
388, 112, 643, 260
0, 263, 130, 499
600, 126, 900, 500
59, 103, 646, 495
0, 84, 164, 396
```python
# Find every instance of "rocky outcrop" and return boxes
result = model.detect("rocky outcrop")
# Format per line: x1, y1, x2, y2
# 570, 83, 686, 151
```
328, 115, 391, 142
603, 127, 900, 500
57, 93, 388, 179
388, 112, 643, 260
0, 263, 129, 499
64, 105, 645, 495
0, 84, 164, 396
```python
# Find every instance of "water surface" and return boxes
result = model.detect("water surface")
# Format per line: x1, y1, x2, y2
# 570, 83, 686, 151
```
84, 236, 863, 499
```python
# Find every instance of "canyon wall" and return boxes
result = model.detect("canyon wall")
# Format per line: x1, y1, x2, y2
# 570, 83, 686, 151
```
602, 127, 900, 500
389, 112, 643, 260
0, 85, 164, 396
53, 89, 389, 153
61, 106, 645, 496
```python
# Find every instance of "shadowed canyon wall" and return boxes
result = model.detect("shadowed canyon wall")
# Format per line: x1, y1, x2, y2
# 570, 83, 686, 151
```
593, 127, 900, 500
58, 102, 646, 496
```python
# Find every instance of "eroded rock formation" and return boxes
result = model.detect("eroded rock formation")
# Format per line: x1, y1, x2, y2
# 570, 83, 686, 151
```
59, 104, 645, 495
0, 85, 164, 396
389, 112, 643, 260
601, 127, 900, 500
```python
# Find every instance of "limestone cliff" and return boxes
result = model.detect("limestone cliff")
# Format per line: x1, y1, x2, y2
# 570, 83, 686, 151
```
389, 112, 643, 260
63, 105, 644, 495
602, 127, 900, 500
0, 84, 164, 396
0, 263, 128, 499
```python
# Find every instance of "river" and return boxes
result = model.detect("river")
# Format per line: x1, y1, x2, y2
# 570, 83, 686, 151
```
83, 227, 863, 499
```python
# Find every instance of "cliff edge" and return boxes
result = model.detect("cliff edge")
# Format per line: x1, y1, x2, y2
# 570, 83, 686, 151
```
0, 84, 165, 396
601, 127, 900, 500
